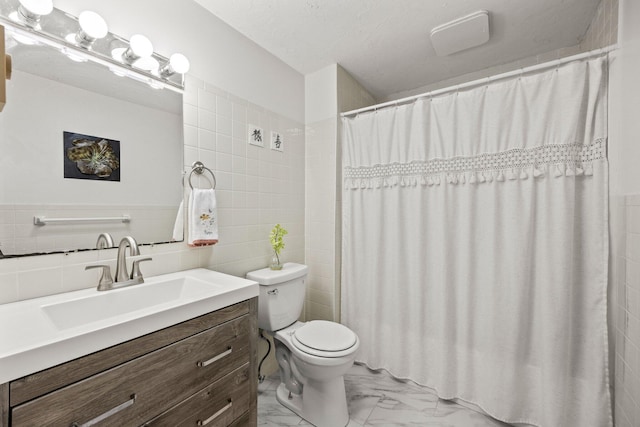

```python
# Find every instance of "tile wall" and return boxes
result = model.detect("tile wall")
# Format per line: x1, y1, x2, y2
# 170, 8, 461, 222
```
0, 75, 305, 304
182, 75, 306, 276
305, 116, 338, 321
614, 196, 640, 427
304, 65, 375, 322
610, 3, 640, 426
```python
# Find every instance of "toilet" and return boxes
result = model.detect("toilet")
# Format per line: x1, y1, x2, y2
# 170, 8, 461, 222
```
247, 263, 359, 427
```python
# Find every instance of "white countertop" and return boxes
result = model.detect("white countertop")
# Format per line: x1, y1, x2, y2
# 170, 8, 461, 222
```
0, 268, 258, 384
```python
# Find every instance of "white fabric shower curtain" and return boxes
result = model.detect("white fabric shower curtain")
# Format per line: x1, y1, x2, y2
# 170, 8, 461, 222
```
341, 57, 610, 427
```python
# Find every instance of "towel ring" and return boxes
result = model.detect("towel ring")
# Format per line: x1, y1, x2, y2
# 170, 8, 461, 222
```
188, 161, 216, 190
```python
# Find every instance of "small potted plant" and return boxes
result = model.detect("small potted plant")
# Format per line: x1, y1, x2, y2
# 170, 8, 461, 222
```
269, 223, 288, 270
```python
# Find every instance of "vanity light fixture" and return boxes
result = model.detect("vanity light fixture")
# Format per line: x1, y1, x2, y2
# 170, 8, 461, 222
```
16, 0, 52, 28
60, 46, 88, 63
108, 66, 127, 77
5, 25, 37, 45
159, 53, 190, 78
0, 1, 188, 92
66, 11, 108, 49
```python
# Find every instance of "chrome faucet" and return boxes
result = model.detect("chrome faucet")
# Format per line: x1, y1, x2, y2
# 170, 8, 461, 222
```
115, 236, 140, 282
95, 232, 114, 249
86, 236, 151, 291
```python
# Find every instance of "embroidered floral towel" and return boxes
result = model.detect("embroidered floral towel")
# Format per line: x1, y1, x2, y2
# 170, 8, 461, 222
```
188, 188, 218, 247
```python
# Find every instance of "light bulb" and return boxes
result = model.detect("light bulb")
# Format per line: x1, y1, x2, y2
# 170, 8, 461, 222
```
17, 0, 53, 27
159, 53, 190, 77
66, 11, 108, 48
121, 34, 153, 64
79, 11, 108, 40
19, 0, 53, 16
170, 53, 190, 74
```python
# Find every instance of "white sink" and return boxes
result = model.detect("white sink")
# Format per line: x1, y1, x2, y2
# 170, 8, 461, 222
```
42, 276, 218, 330
0, 268, 258, 384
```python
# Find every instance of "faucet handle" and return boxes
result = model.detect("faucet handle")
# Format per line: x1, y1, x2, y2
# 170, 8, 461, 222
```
131, 257, 152, 281
85, 264, 114, 291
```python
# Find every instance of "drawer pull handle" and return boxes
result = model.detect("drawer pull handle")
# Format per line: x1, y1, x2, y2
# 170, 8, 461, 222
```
70, 394, 136, 427
197, 347, 232, 367
197, 400, 232, 426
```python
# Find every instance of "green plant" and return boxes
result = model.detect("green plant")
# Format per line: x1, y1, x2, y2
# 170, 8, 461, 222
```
269, 224, 288, 263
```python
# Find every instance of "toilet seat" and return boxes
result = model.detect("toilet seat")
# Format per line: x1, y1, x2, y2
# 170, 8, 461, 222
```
292, 320, 358, 358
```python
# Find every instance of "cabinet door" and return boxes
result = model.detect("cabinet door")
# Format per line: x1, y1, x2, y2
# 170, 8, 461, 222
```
145, 364, 251, 427
12, 315, 250, 426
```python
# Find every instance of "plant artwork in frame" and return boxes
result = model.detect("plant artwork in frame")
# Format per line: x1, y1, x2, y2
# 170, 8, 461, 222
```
63, 131, 120, 181
248, 124, 264, 147
271, 131, 284, 152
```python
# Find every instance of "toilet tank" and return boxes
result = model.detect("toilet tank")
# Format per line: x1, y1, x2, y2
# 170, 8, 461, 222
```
246, 263, 308, 332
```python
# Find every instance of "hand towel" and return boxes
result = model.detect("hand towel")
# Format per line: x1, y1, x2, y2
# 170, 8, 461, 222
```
188, 188, 218, 246
171, 200, 184, 241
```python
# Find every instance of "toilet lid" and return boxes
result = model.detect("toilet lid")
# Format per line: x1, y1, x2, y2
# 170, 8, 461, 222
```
293, 320, 357, 353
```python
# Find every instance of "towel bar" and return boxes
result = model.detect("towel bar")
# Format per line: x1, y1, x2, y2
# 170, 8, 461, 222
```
34, 215, 131, 226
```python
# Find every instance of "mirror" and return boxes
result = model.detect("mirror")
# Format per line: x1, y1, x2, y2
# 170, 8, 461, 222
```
0, 25, 184, 257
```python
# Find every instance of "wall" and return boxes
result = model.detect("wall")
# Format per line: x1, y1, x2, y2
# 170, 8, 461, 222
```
305, 65, 338, 321
609, 0, 640, 424
0, 0, 305, 303
304, 65, 375, 322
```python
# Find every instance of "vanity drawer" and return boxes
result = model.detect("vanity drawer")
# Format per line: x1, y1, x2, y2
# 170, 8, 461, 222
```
11, 315, 250, 426
145, 363, 251, 427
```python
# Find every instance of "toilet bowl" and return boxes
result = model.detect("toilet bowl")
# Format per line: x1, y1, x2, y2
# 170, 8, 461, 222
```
247, 263, 360, 427
274, 321, 359, 427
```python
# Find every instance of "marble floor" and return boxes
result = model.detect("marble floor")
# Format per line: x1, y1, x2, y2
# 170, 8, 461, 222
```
258, 363, 511, 426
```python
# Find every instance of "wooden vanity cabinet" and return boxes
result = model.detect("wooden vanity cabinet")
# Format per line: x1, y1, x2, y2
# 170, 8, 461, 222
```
0, 298, 258, 427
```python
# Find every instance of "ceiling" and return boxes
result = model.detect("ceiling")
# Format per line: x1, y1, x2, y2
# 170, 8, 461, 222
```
194, 0, 602, 101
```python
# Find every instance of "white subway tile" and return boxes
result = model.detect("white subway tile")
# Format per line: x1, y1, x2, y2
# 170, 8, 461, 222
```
217, 97, 233, 118
198, 89, 217, 112
216, 134, 233, 154
628, 207, 640, 234
0, 273, 18, 304
184, 124, 198, 147
198, 110, 216, 132
216, 153, 233, 173
217, 114, 233, 137
232, 104, 247, 124
18, 268, 63, 300
183, 104, 198, 127
198, 129, 216, 151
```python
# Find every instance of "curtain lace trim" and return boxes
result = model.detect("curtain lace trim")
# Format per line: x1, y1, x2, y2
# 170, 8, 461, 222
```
344, 139, 605, 189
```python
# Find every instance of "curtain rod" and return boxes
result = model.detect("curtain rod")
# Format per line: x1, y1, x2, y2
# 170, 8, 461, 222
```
341, 44, 617, 118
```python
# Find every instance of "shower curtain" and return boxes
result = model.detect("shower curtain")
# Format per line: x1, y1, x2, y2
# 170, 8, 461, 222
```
341, 57, 610, 427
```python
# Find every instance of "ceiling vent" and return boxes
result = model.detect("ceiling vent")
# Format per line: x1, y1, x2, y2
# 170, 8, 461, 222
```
430, 10, 490, 56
